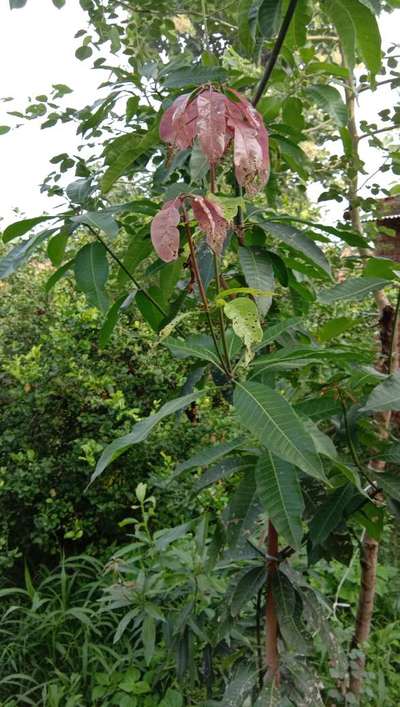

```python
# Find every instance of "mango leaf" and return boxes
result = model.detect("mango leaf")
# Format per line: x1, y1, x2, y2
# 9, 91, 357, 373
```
142, 614, 156, 665
3, 215, 55, 243
326, 0, 381, 77
309, 484, 358, 546
173, 436, 247, 478
0, 229, 55, 279
254, 316, 303, 350
239, 0, 256, 54
239, 247, 274, 316
230, 566, 266, 616
253, 217, 331, 276
71, 210, 119, 237
271, 571, 310, 654
66, 177, 93, 205
166, 334, 223, 370
74, 242, 110, 313
47, 230, 69, 267
372, 473, 400, 502
257, 0, 282, 39
304, 85, 347, 127
194, 457, 254, 492
318, 277, 390, 304
233, 382, 324, 479
317, 317, 358, 342
362, 371, 400, 413
224, 298, 263, 353
285, 0, 311, 48
162, 66, 228, 89
45, 259, 74, 293
92, 392, 201, 482
251, 344, 371, 374
255, 451, 304, 550
99, 293, 135, 348
101, 119, 160, 193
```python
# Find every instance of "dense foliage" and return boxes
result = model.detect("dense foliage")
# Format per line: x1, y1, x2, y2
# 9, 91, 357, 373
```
2, 0, 400, 704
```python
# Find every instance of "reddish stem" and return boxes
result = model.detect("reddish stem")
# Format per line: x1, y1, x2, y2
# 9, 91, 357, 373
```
265, 521, 280, 686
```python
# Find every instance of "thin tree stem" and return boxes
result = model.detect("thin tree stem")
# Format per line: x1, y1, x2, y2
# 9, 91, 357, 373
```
183, 209, 230, 376
388, 287, 400, 374
252, 0, 299, 107
86, 225, 168, 318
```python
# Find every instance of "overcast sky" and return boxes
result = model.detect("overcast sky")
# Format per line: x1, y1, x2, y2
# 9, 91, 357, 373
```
0, 1, 399, 227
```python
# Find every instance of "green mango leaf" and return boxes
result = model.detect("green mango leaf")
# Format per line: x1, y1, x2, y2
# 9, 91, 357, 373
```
92, 392, 201, 482
317, 317, 358, 341
230, 566, 266, 616
239, 247, 274, 316
285, 0, 311, 48
254, 316, 303, 350
189, 139, 209, 183
3, 215, 55, 243
66, 177, 93, 205
45, 259, 74, 293
9, 0, 28, 8
194, 457, 254, 492
309, 484, 358, 546
72, 210, 119, 237
135, 287, 165, 332
74, 242, 110, 312
162, 66, 228, 88
99, 294, 135, 348
233, 381, 325, 479
271, 572, 310, 654
173, 436, 247, 478
257, 0, 283, 40
253, 217, 331, 276
362, 371, 400, 412
0, 229, 55, 279
238, 0, 256, 53
101, 119, 160, 193
252, 344, 371, 374
142, 614, 156, 666
318, 277, 390, 304
47, 230, 69, 267
255, 451, 304, 550
224, 298, 262, 354
304, 84, 347, 127
166, 334, 223, 370
372, 472, 400, 502
326, 0, 381, 77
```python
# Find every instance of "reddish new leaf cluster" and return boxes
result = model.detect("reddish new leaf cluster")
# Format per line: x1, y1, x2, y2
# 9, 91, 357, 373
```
150, 194, 229, 262
159, 86, 269, 195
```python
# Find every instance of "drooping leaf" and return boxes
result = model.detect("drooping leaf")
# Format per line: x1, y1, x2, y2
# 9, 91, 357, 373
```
239, 246, 274, 316
194, 457, 253, 492
257, 0, 282, 39
151, 198, 181, 262
71, 210, 119, 237
173, 436, 247, 477
372, 473, 400, 502
309, 484, 358, 546
326, 0, 382, 77
255, 451, 304, 550
0, 230, 55, 279
166, 334, 222, 369
317, 317, 358, 342
318, 277, 390, 304
233, 381, 324, 479
92, 392, 201, 482
3, 215, 55, 243
74, 242, 110, 312
253, 217, 331, 276
304, 85, 347, 127
196, 88, 227, 165
230, 566, 266, 616
271, 571, 310, 654
224, 298, 263, 353
192, 195, 229, 255
47, 230, 69, 267
45, 259, 74, 293
362, 371, 400, 413
99, 294, 134, 348
254, 316, 303, 350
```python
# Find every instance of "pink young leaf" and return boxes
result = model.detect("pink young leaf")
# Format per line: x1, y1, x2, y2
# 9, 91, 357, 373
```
159, 93, 198, 150
151, 198, 182, 262
192, 196, 229, 255
225, 87, 260, 130
228, 115, 269, 196
196, 88, 228, 165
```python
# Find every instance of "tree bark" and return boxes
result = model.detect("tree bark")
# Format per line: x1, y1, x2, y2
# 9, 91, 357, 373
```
265, 521, 280, 685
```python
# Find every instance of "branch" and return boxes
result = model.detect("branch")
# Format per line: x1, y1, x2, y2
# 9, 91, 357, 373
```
358, 124, 400, 142
252, 0, 299, 107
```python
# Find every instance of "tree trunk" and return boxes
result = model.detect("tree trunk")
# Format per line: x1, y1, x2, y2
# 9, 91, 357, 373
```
349, 534, 379, 695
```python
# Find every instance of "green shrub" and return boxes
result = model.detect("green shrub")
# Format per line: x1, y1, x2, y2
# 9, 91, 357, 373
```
0, 265, 233, 576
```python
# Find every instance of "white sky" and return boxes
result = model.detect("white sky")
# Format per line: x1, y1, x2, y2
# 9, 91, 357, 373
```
0, 2, 399, 227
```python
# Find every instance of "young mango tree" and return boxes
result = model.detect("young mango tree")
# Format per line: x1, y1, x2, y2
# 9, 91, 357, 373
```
2, 0, 400, 702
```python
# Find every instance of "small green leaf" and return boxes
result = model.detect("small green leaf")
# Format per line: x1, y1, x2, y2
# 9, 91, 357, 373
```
162, 66, 228, 89
362, 371, 400, 413
45, 259, 74, 293
72, 210, 119, 237
99, 294, 133, 348
0, 125, 11, 135
239, 247, 274, 316
74, 242, 110, 312
224, 298, 262, 354
0, 230, 54, 279
47, 230, 69, 267
75, 45, 93, 61
305, 84, 347, 127
3, 215, 55, 243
